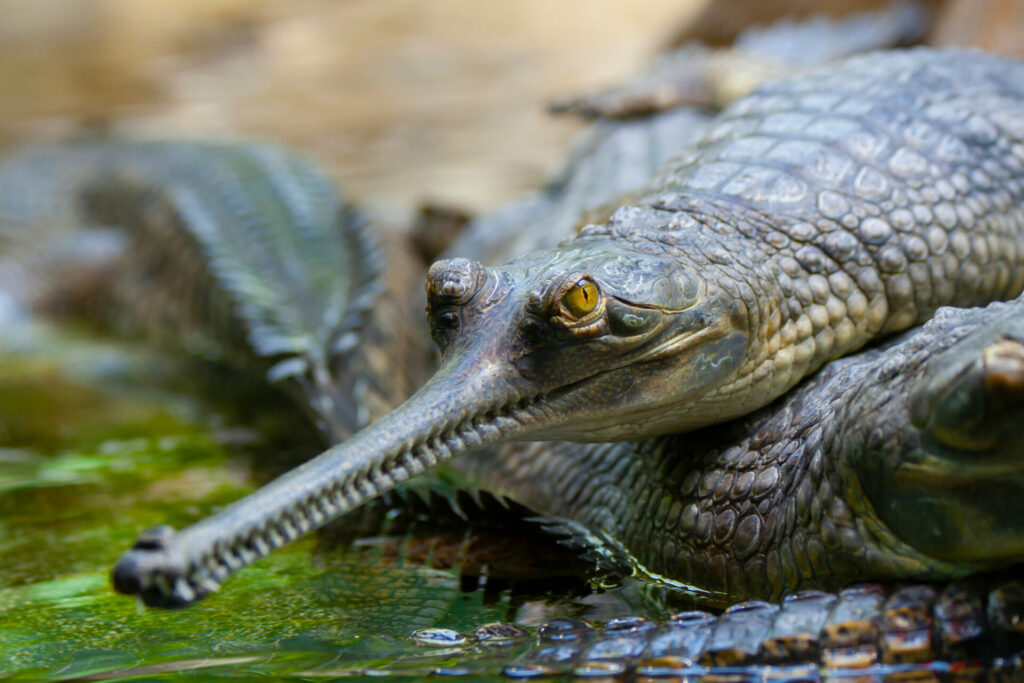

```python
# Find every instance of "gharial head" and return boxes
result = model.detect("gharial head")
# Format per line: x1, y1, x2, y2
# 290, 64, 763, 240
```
421, 243, 750, 443
111, 234, 756, 608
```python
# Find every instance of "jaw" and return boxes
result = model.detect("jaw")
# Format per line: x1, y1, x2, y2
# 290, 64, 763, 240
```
518, 323, 749, 442
111, 350, 555, 608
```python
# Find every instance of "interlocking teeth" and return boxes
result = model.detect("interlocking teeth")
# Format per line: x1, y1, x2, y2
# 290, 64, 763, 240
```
280, 518, 297, 539
197, 576, 221, 594
252, 536, 270, 556
307, 503, 326, 526
221, 550, 243, 570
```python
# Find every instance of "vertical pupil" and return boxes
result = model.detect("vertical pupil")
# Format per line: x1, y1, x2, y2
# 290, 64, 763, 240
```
565, 279, 597, 316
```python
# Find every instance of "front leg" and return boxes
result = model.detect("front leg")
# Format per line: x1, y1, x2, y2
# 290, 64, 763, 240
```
549, 3, 929, 119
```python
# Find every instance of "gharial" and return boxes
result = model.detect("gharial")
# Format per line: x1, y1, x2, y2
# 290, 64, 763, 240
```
320, 289, 1024, 677
2, 45, 1024, 625
99, 44, 1023, 606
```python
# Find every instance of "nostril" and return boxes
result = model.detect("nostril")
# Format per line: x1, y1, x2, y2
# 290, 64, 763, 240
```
131, 524, 176, 552
437, 311, 459, 330
426, 257, 484, 305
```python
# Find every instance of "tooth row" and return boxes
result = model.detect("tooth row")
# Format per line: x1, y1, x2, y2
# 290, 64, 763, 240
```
172, 395, 545, 601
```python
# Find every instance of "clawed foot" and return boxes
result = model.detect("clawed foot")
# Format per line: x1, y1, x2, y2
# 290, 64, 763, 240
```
548, 47, 785, 120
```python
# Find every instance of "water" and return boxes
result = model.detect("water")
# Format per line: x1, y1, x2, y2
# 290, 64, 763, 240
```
3, 325, 1019, 682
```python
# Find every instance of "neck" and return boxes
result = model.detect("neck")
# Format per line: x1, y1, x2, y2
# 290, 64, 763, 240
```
464, 403, 974, 603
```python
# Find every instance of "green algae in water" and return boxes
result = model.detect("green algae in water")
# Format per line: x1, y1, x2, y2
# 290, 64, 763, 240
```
0, 326, 344, 679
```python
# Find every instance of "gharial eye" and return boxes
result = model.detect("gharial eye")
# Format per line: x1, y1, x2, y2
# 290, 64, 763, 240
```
562, 278, 599, 317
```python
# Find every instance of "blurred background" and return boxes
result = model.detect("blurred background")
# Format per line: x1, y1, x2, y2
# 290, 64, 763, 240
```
0, 1, 1022, 678
0, 0, 705, 218
0, 0, 1018, 223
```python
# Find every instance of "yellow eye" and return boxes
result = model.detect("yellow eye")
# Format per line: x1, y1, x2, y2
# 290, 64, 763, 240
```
562, 278, 599, 317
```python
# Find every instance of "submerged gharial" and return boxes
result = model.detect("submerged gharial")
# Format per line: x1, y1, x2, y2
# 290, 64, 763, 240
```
92, 48, 1024, 608
401, 583, 1024, 677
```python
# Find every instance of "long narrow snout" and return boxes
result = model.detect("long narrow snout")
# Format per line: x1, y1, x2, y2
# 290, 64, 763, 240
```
111, 349, 540, 607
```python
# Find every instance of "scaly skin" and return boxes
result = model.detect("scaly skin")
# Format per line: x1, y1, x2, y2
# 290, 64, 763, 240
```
395, 580, 1024, 677
98, 48, 1024, 608
0, 142, 425, 440
451, 1, 931, 263
465, 295, 1024, 600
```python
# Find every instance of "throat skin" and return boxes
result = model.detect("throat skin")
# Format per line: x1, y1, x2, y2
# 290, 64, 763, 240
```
463, 297, 1024, 601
